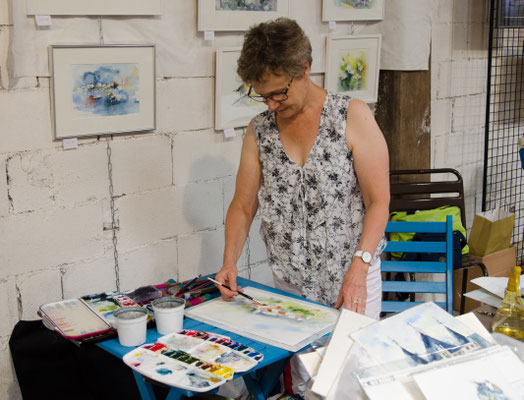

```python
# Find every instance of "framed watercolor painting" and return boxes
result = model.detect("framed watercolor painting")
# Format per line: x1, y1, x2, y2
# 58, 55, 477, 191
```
26, 0, 163, 15
49, 45, 156, 140
185, 286, 339, 352
215, 47, 267, 130
322, 0, 384, 22
325, 34, 382, 103
498, 0, 524, 28
198, 0, 289, 31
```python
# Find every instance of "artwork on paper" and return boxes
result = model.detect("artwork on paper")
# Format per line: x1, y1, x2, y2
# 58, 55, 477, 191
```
25, 0, 163, 15
498, 0, 524, 27
333, 0, 376, 9
198, 0, 289, 31
337, 49, 369, 92
216, 0, 277, 11
351, 303, 491, 378
215, 48, 267, 130
412, 347, 524, 400
71, 63, 139, 118
185, 287, 340, 352
325, 35, 381, 103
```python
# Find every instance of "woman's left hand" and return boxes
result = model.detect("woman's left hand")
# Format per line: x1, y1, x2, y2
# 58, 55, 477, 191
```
334, 261, 368, 314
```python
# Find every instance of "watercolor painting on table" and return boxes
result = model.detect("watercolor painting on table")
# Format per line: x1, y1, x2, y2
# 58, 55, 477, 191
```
215, 48, 267, 130
322, 0, 384, 21
351, 302, 491, 377
325, 35, 381, 103
185, 287, 339, 352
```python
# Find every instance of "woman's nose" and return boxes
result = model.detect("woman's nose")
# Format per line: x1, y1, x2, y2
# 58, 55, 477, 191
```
265, 98, 280, 111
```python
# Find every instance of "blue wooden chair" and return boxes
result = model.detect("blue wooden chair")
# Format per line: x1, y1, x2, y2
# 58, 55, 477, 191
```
382, 215, 454, 314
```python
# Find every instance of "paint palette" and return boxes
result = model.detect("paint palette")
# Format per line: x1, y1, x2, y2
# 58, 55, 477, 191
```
123, 330, 262, 392
159, 330, 263, 371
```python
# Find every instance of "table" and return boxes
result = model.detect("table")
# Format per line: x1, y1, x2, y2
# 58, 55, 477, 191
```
98, 277, 315, 400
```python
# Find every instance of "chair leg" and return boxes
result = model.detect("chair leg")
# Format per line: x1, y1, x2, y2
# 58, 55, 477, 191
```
460, 268, 468, 315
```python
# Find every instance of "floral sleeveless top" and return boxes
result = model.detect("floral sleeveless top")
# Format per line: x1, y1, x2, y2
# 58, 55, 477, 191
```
252, 92, 386, 307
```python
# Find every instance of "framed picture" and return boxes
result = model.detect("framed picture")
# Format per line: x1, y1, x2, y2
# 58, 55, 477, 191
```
49, 45, 156, 140
215, 47, 267, 130
198, 0, 289, 31
322, 0, 384, 22
26, 0, 163, 15
498, 0, 524, 28
325, 35, 381, 103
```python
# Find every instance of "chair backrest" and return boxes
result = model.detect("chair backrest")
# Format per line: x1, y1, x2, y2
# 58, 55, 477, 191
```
382, 216, 454, 314
390, 168, 466, 228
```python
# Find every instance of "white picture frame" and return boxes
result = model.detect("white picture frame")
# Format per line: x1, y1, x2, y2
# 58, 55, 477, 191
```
215, 47, 267, 130
26, 0, 163, 15
325, 34, 382, 103
322, 0, 384, 22
49, 45, 156, 140
198, 0, 289, 31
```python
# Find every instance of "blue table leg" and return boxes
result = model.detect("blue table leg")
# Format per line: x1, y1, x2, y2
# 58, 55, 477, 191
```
133, 370, 157, 400
243, 357, 290, 400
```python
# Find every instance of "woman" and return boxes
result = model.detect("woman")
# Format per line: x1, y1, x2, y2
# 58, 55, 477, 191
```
215, 17, 389, 319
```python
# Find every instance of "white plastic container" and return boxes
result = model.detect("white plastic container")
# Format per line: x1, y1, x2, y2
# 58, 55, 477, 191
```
113, 306, 148, 347
152, 297, 186, 335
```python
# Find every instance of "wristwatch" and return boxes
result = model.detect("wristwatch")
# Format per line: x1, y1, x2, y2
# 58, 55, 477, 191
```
354, 250, 372, 264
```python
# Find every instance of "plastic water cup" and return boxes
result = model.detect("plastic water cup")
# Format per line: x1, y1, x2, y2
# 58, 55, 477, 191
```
152, 297, 186, 335
113, 306, 148, 347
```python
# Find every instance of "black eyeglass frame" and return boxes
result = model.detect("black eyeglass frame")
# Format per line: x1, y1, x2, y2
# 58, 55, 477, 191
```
247, 77, 294, 103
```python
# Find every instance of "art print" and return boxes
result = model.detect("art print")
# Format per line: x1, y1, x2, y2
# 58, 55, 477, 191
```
26, 0, 162, 15
185, 287, 339, 352
325, 35, 381, 103
322, 0, 384, 21
49, 45, 155, 139
352, 303, 491, 377
215, 48, 267, 130
498, 0, 524, 27
198, 0, 289, 31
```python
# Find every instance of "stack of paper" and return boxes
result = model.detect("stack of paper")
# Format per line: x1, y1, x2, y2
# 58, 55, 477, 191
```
464, 276, 524, 308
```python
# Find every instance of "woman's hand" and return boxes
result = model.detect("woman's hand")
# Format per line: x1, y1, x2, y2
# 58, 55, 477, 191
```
214, 265, 240, 301
334, 260, 368, 314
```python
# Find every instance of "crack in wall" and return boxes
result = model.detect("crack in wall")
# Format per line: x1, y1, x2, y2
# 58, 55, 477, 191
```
15, 284, 22, 319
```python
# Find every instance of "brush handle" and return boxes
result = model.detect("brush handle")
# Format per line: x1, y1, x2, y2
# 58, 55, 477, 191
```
207, 277, 255, 301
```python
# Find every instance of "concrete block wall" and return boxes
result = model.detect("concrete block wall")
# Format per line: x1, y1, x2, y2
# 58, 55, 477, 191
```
431, 0, 490, 229
0, 0, 488, 397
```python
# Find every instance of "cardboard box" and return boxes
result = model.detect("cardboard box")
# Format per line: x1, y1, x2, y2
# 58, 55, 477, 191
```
453, 246, 516, 313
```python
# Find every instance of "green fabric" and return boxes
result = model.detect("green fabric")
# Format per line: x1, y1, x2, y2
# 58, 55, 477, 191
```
389, 205, 470, 255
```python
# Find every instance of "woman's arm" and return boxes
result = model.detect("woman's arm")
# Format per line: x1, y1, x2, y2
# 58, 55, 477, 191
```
215, 124, 262, 300
334, 99, 390, 314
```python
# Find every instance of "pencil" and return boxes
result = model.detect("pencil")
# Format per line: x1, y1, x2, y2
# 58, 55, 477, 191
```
207, 277, 265, 305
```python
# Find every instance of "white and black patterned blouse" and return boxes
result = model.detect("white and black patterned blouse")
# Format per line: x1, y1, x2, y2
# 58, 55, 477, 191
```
252, 92, 387, 307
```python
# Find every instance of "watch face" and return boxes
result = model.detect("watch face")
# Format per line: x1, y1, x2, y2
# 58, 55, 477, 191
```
362, 252, 372, 263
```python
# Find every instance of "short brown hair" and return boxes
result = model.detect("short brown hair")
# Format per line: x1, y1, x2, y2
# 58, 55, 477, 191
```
237, 17, 312, 84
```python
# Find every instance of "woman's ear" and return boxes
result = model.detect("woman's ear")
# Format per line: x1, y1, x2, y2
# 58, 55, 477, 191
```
303, 61, 311, 77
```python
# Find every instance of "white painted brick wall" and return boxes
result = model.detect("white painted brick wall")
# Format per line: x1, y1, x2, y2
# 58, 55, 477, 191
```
17, 269, 63, 320
172, 129, 242, 185
156, 78, 214, 133
0, 280, 18, 337
0, 204, 105, 276
177, 228, 224, 281
0, 338, 22, 400
62, 256, 119, 299
0, 157, 8, 217
0, 26, 9, 90
110, 134, 173, 195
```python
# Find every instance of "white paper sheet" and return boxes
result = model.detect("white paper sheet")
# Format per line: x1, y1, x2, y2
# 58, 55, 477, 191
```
465, 288, 503, 308
471, 276, 524, 299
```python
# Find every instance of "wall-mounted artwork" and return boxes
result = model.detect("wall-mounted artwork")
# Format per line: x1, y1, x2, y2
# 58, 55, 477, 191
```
198, 0, 289, 31
49, 45, 156, 140
498, 0, 524, 27
185, 287, 339, 352
322, 0, 384, 22
26, 0, 163, 15
215, 47, 267, 130
325, 34, 381, 103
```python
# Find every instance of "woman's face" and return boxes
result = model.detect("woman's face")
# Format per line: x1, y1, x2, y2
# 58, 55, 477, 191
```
250, 73, 303, 119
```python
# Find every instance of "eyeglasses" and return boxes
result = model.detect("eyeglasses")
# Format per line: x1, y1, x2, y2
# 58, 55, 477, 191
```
247, 77, 294, 103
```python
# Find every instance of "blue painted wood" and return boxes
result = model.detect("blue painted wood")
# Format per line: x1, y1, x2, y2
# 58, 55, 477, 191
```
383, 216, 454, 314
97, 277, 306, 400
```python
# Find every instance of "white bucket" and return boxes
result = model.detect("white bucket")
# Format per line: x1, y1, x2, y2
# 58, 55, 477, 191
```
113, 306, 148, 347
152, 297, 186, 335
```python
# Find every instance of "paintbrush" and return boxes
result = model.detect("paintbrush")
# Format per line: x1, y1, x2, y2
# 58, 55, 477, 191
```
207, 277, 266, 306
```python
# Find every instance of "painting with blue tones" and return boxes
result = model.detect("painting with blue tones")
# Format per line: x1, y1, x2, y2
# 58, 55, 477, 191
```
71, 63, 139, 117
216, 0, 277, 11
334, 0, 376, 9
